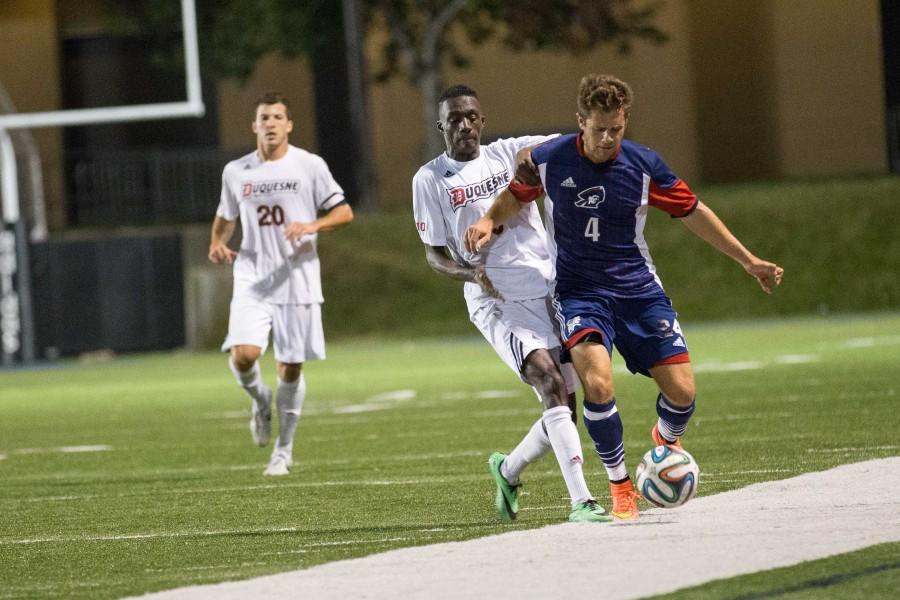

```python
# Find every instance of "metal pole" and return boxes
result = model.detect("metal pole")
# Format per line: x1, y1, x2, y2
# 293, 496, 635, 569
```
0, 128, 35, 362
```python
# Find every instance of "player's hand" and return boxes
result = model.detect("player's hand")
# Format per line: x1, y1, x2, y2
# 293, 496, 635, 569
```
515, 148, 540, 186
464, 218, 495, 253
284, 221, 318, 242
472, 265, 504, 301
208, 241, 238, 264
744, 259, 784, 294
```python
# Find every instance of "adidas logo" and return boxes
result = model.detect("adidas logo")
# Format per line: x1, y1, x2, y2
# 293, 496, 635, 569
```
444, 170, 454, 177
673, 337, 686, 348
561, 177, 576, 188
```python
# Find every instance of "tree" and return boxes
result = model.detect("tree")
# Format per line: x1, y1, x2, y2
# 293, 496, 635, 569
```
371, 0, 667, 159
123, 0, 666, 189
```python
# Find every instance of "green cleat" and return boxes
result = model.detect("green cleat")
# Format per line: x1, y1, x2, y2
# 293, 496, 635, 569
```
488, 452, 519, 522
568, 500, 613, 523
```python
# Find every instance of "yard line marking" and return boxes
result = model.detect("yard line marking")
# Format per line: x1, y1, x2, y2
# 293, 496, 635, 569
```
474, 390, 520, 399
4, 530, 460, 548
808, 445, 898, 453
3, 475, 485, 505
3, 445, 112, 456
332, 403, 389, 414
367, 390, 416, 403
2, 526, 304, 546
842, 335, 900, 348
703, 468, 794, 476
23, 495, 100, 503
775, 354, 820, 364
331, 389, 417, 414
145, 561, 269, 573
694, 361, 765, 373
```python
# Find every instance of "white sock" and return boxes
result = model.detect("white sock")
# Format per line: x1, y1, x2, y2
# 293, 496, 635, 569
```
543, 405, 593, 507
228, 358, 269, 409
275, 374, 306, 456
501, 417, 552, 485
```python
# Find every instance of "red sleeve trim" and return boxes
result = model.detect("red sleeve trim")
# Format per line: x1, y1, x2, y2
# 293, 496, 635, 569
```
564, 328, 603, 350
654, 352, 691, 366
648, 179, 698, 218
508, 178, 543, 203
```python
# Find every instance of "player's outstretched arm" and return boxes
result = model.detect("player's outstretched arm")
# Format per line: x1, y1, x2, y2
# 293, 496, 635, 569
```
464, 188, 525, 254
284, 202, 354, 242
209, 216, 238, 264
424, 245, 503, 300
681, 201, 784, 294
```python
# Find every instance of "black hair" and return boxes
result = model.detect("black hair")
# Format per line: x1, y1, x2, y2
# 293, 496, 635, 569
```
255, 92, 292, 119
438, 84, 478, 104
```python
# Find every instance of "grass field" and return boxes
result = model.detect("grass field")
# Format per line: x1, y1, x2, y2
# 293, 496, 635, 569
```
2, 313, 900, 598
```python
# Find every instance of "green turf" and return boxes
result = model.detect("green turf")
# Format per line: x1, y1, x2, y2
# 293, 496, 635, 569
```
647, 542, 900, 600
1, 313, 899, 598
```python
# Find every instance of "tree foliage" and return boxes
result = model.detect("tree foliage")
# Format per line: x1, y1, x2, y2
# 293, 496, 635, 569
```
121, 0, 667, 158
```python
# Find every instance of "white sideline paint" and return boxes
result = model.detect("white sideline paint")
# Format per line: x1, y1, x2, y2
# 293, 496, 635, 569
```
127, 457, 900, 600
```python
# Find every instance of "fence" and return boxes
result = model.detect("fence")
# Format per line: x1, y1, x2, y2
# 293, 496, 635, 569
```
67, 146, 243, 226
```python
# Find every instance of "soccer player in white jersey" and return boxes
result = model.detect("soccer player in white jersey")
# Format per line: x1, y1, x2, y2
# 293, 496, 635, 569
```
412, 85, 610, 523
209, 93, 353, 476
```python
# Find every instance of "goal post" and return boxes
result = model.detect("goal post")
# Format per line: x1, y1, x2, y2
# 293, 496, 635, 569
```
0, 0, 205, 364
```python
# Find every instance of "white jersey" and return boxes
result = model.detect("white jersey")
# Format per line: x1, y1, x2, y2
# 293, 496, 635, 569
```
216, 145, 345, 304
412, 136, 555, 302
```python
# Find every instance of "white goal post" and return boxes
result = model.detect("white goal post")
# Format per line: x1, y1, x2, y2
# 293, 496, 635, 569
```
0, 0, 204, 363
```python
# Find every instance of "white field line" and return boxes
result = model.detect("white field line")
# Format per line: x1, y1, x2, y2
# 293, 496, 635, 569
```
842, 335, 900, 348
0, 444, 111, 456
3, 474, 485, 506
4, 526, 479, 549
809, 445, 898, 453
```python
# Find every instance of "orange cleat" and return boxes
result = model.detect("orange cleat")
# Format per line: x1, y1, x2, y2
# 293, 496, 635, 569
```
651, 423, 682, 449
610, 479, 640, 521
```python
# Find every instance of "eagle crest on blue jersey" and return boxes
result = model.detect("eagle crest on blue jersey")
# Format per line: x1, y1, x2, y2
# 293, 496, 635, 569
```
575, 186, 606, 208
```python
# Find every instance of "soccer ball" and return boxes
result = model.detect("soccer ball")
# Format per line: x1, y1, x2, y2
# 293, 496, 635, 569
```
634, 445, 699, 508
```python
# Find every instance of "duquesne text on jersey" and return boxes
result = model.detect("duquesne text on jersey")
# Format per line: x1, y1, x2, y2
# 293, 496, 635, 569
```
447, 171, 511, 210
242, 180, 301, 197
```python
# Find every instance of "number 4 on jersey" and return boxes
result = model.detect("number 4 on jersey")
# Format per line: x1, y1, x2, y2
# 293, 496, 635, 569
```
584, 217, 601, 242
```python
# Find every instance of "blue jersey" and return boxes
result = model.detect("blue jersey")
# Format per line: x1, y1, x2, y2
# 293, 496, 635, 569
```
530, 135, 698, 299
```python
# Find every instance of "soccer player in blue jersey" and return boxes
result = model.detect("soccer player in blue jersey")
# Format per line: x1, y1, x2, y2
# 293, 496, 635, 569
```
465, 74, 783, 520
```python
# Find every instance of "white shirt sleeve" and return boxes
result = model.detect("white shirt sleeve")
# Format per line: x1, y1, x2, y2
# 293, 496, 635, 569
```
215, 164, 240, 220
490, 135, 558, 164
312, 156, 346, 211
412, 169, 447, 247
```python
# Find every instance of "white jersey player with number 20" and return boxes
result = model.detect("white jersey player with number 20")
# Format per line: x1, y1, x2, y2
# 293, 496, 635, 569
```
209, 93, 353, 477
412, 84, 612, 523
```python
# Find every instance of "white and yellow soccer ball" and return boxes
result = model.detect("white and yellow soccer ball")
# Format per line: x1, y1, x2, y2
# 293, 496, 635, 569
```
634, 445, 699, 508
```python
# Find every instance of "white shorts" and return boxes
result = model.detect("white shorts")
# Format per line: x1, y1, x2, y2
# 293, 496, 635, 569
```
467, 295, 562, 383
221, 295, 325, 364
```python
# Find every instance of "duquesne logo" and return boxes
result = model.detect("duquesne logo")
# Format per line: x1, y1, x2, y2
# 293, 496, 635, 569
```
447, 171, 511, 211
242, 180, 301, 198
575, 185, 606, 208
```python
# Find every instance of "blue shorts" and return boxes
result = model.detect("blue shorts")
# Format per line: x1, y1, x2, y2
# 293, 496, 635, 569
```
552, 291, 689, 376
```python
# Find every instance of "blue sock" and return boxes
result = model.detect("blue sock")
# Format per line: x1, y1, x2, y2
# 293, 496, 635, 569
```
656, 393, 695, 441
583, 398, 627, 480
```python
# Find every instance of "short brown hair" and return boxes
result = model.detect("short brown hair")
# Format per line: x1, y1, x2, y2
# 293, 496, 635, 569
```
577, 74, 633, 118
255, 92, 292, 119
